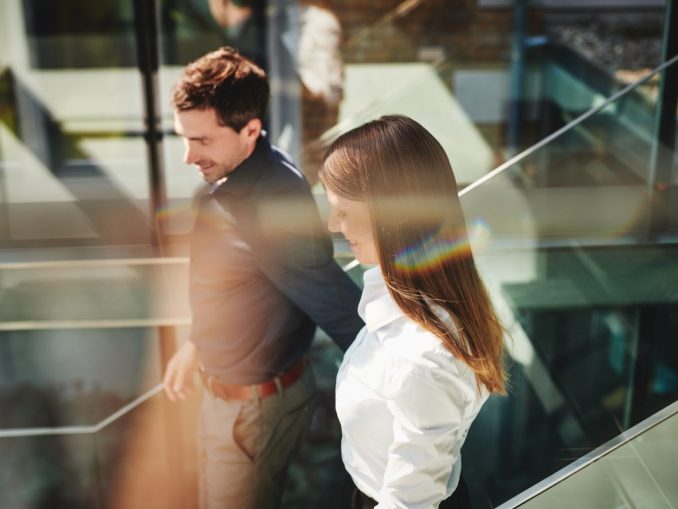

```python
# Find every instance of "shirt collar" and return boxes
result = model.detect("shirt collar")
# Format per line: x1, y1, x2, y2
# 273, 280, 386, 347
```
211, 132, 272, 198
359, 266, 404, 335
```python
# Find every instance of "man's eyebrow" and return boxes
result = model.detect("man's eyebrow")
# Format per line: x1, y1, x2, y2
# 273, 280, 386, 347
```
176, 133, 208, 141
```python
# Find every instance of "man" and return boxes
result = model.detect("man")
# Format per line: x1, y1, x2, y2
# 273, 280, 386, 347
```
163, 46, 362, 509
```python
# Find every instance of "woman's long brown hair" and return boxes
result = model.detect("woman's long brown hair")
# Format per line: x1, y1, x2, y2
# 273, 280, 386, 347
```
320, 115, 506, 394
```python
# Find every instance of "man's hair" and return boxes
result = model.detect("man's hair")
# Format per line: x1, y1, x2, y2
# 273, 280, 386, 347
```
171, 46, 269, 132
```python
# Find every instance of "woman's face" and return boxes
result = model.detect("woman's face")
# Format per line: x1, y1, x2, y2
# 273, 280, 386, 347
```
326, 188, 378, 265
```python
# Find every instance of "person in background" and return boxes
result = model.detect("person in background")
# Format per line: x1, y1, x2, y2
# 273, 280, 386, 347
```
320, 115, 507, 509
163, 46, 363, 509
207, 0, 344, 185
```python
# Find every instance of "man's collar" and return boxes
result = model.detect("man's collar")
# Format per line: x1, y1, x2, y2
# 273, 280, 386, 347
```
212, 133, 272, 198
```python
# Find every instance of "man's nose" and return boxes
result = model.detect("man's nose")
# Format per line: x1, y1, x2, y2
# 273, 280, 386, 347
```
183, 144, 198, 165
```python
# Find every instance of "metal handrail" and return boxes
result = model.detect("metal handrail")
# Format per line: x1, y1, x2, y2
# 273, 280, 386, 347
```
0, 256, 188, 270
459, 52, 678, 197
0, 384, 164, 438
0, 255, 360, 272
0, 318, 192, 332
497, 398, 678, 508
344, 0, 423, 50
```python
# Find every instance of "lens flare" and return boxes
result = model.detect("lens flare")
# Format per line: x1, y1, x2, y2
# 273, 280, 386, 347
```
154, 204, 188, 221
155, 198, 229, 230
394, 219, 492, 271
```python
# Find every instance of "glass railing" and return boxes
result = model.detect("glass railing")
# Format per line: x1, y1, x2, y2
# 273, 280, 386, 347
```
0, 383, 179, 508
1, 0, 675, 507
0, 257, 185, 507
497, 399, 678, 508
457, 53, 678, 506
0, 257, 190, 329
0, 254, 362, 509
2, 56, 677, 509
2, 66, 676, 509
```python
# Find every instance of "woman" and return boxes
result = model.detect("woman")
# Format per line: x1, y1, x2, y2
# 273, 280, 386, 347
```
320, 115, 506, 509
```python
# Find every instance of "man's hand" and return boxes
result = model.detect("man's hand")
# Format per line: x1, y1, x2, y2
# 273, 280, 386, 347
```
163, 341, 200, 402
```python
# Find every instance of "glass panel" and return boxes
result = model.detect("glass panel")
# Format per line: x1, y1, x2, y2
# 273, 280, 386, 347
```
0, 316, 170, 507
0, 0, 152, 247
0, 261, 189, 326
514, 405, 678, 508
0, 1, 673, 508
0, 434, 100, 507
0, 391, 176, 509
662, 95, 678, 235
94, 394, 176, 509
0, 327, 162, 428
151, 1, 673, 508
155, 0, 527, 234
459, 62, 678, 507
461, 90, 660, 245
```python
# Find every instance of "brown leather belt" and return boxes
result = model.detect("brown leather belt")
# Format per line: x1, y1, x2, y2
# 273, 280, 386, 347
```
199, 357, 306, 401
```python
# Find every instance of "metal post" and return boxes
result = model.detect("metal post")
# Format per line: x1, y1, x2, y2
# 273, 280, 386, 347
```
648, 0, 678, 236
0, 69, 9, 243
507, 0, 529, 157
133, 2, 186, 507
157, 325, 187, 508
133, 0, 166, 248
629, 307, 658, 425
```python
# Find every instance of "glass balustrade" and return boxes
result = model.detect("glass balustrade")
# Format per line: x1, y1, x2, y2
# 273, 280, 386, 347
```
0, 0, 675, 508
498, 400, 678, 509
457, 55, 678, 505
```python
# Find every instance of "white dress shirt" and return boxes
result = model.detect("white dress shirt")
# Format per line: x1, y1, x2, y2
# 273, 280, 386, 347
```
336, 267, 489, 509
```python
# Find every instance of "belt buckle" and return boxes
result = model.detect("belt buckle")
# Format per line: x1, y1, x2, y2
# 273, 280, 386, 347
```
208, 375, 218, 397
200, 366, 216, 397
272, 375, 284, 395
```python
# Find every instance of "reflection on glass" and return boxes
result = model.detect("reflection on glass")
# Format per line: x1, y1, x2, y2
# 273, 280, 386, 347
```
0, 0, 675, 508
94, 392, 176, 509
1, 433, 100, 507
0, 261, 189, 324
0, 0, 151, 247
459, 55, 678, 507
514, 403, 678, 508
0, 389, 177, 509
0, 328, 161, 428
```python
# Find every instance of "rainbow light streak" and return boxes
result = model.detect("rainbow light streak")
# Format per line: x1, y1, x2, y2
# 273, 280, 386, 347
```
155, 201, 222, 228
394, 219, 492, 272
154, 204, 189, 221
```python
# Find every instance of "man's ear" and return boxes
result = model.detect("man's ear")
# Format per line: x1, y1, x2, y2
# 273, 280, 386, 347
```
241, 118, 262, 142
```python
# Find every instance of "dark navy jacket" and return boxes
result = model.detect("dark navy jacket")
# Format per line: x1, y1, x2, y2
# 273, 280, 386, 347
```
190, 134, 363, 384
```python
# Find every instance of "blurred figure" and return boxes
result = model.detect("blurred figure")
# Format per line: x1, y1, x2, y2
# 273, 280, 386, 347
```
207, 0, 344, 185
299, 1, 344, 185
321, 115, 507, 509
163, 47, 362, 509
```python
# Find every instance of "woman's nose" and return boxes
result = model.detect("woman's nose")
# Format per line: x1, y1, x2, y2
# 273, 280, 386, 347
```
328, 210, 341, 233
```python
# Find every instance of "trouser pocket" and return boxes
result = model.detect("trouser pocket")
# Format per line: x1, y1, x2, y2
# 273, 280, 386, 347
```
232, 399, 264, 463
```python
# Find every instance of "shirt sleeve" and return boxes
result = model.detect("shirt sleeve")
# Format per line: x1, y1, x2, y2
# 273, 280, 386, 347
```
227, 181, 364, 352
377, 357, 472, 509
257, 249, 364, 352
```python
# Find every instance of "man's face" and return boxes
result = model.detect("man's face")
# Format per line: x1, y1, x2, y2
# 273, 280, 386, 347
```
174, 108, 252, 183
